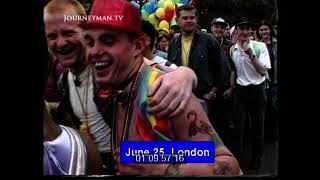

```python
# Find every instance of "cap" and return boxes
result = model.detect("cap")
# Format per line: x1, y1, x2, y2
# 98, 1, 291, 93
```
235, 17, 252, 27
211, 17, 228, 27
84, 0, 143, 35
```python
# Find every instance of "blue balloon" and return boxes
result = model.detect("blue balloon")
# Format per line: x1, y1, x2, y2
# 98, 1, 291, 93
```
130, 1, 140, 10
142, 2, 153, 13
153, 3, 158, 12
181, 0, 190, 5
149, 0, 156, 4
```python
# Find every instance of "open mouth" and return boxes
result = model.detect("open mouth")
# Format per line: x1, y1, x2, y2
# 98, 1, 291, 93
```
95, 61, 112, 71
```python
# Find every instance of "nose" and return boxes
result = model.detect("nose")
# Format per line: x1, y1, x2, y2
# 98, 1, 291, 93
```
88, 43, 104, 61
56, 36, 68, 48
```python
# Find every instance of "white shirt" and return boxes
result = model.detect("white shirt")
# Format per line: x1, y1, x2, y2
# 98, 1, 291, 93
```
230, 40, 271, 86
68, 67, 111, 153
152, 55, 178, 69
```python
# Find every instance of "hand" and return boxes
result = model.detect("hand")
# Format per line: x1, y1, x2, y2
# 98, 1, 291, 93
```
223, 87, 234, 98
148, 67, 194, 118
242, 41, 254, 57
203, 91, 217, 101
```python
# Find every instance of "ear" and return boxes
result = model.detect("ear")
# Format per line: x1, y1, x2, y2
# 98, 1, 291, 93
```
145, 36, 151, 47
132, 36, 147, 57
210, 26, 214, 33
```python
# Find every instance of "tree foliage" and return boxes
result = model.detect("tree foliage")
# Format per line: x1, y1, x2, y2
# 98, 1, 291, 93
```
197, 0, 277, 30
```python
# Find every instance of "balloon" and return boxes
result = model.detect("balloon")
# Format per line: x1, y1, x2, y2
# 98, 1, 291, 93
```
155, 8, 165, 19
173, 0, 181, 4
164, 7, 175, 22
164, 0, 174, 10
141, 10, 150, 21
170, 16, 177, 27
158, 0, 165, 8
159, 20, 169, 30
180, 0, 190, 5
153, 3, 158, 12
130, 1, 140, 10
154, 23, 159, 31
148, 13, 159, 26
149, 0, 157, 12
176, 3, 184, 7
142, 2, 153, 14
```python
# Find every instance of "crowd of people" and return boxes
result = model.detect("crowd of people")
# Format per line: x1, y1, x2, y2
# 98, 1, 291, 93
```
43, 0, 277, 176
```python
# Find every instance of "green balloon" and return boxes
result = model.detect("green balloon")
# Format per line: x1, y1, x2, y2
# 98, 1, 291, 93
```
148, 13, 159, 25
158, 0, 165, 8
141, 10, 149, 21
170, 17, 177, 27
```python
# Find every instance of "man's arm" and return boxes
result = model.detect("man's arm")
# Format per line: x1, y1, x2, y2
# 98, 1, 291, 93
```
203, 36, 231, 101
169, 95, 242, 175
244, 41, 271, 76
147, 65, 198, 117
79, 132, 103, 175
115, 95, 241, 176
250, 56, 267, 76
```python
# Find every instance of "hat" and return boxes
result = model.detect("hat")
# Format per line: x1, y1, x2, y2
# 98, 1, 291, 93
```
84, 0, 143, 35
235, 17, 252, 27
211, 17, 228, 27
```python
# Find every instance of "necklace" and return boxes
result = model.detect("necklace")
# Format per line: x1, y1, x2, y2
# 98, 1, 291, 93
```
73, 67, 91, 136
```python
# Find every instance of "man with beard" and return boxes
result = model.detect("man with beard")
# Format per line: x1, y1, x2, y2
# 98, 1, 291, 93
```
83, 0, 241, 176
44, 0, 198, 174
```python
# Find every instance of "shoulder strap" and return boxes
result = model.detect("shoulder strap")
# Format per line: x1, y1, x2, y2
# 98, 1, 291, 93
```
252, 41, 261, 58
230, 45, 236, 59
57, 69, 69, 92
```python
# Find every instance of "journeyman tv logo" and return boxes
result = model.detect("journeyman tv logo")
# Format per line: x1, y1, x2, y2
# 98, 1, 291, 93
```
64, 15, 124, 22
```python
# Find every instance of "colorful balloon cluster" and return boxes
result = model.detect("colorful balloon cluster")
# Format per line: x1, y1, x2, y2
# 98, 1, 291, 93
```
141, 0, 190, 32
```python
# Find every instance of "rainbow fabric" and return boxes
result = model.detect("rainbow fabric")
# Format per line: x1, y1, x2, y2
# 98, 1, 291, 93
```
135, 65, 174, 141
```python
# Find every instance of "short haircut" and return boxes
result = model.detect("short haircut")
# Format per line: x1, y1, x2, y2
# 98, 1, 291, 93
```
141, 20, 157, 50
44, 0, 86, 18
176, 5, 197, 18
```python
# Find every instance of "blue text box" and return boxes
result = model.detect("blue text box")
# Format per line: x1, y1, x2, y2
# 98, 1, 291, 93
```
120, 141, 215, 163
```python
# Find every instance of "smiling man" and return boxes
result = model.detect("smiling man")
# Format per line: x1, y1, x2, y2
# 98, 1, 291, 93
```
229, 17, 271, 170
167, 5, 231, 129
83, 0, 241, 176
44, 0, 199, 174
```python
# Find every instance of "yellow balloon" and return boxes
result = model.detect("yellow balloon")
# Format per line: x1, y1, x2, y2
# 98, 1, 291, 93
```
164, 0, 174, 9
154, 23, 159, 31
159, 20, 169, 31
155, 8, 165, 18
148, 13, 159, 25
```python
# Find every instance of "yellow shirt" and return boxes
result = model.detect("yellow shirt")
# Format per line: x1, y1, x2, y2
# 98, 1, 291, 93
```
181, 34, 194, 66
